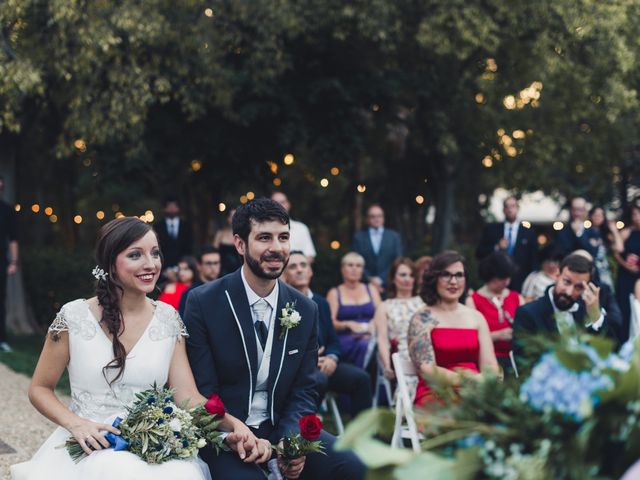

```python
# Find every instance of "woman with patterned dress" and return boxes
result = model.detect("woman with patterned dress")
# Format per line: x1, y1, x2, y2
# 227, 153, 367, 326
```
467, 252, 523, 374
407, 251, 499, 407
374, 258, 424, 381
615, 202, 640, 340
11, 218, 256, 480
327, 252, 382, 368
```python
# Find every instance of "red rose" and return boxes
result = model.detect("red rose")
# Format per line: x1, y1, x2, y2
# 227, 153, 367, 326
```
204, 394, 226, 418
299, 415, 322, 440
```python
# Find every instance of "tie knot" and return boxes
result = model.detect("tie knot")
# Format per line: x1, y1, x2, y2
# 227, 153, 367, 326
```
252, 299, 269, 323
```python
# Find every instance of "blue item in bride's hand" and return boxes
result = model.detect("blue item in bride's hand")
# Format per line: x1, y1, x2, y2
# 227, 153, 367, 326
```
105, 417, 129, 451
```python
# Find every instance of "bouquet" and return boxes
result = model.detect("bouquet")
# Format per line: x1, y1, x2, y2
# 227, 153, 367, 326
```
275, 415, 325, 465
62, 384, 228, 464
338, 334, 640, 480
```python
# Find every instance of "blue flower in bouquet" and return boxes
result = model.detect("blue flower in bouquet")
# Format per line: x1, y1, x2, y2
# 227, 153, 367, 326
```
520, 352, 614, 422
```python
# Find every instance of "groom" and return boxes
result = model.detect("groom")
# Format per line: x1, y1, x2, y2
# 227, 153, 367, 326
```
184, 198, 365, 479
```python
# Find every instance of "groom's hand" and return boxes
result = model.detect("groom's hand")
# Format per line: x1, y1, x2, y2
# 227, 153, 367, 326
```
277, 441, 306, 479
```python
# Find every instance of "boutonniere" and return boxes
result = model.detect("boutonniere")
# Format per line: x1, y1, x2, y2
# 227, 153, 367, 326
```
279, 302, 301, 339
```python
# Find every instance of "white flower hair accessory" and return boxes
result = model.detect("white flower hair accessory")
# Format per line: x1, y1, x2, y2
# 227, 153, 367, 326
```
92, 265, 108, 281
279, 301, 301, 339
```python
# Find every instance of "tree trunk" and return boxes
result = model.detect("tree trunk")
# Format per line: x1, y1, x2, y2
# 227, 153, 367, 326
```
0, 136, 40, 334
431, 159, 457, 252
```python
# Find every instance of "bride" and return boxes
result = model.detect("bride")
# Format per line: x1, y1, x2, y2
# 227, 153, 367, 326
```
11, 217, 269, 479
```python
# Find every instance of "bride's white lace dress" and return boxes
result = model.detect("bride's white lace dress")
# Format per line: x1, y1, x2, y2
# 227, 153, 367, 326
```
11, 299, 211, 480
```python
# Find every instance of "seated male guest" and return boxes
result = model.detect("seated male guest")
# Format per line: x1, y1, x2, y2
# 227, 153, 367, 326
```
284, 251, 372, 417
513, 253, 619, 363
179, 246, 222, 317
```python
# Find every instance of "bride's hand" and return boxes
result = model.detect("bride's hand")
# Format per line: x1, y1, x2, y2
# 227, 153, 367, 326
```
67, 418, 121, 455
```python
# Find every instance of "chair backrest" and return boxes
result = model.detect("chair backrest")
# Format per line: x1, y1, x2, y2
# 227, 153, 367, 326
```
391, 352, 421, 452
392, 353, 417, 412
630, 294, 640, 341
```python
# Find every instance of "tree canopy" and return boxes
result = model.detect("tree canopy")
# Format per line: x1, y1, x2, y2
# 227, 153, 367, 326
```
2, 0, 639, 254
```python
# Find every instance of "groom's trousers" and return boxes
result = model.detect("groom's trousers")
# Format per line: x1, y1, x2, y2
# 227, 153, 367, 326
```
200, 421, 366, 480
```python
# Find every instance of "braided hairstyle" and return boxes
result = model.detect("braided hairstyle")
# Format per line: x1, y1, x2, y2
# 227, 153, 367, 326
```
94, 217, 157, 385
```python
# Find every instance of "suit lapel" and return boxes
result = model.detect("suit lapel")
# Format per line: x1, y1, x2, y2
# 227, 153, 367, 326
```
268, 281, 289, 390
226, 270, 259, 384
363, 231, 376, 257
379, 230, 390, 256
541, 294, 559, 333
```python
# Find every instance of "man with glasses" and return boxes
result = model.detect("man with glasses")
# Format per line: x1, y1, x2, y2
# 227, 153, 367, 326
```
179, 246, 221, 316
352, 204, 403, 295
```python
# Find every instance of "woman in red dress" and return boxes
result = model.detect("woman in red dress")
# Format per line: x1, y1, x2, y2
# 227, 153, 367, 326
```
158, 256, 197, 310
467, 251, 523, 374
407, 251, 499, 406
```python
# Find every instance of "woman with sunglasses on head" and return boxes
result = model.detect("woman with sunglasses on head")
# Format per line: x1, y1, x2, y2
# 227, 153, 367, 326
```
11, 218, 254, 480
407, 251, 499, 407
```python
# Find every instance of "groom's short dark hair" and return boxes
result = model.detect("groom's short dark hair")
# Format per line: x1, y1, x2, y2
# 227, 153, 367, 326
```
232, 198, 290, 242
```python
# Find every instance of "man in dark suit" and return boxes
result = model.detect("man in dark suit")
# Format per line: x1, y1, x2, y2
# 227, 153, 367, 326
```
556, 196, 594, 257
283, 251, 372, 417
185, 198, 364, 480
476, 195, 538, 292
513, 253, 619, 363
154, 196, 193, 272
352, 204, 403, 294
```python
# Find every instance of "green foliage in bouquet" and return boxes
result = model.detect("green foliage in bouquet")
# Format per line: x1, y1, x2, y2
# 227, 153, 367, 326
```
337, 335, 640, 480
62, 384, 227, 464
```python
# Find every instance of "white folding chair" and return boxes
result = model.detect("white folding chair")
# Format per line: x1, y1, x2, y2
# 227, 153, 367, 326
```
321, 392, 345, 436
509, 350, 519, 379
373, 354, 395, 408
630, 294, 640, 341
363, 327, 395, 407
391, 352, 421, 452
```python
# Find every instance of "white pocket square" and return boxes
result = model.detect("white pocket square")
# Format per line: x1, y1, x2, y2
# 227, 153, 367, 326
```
288, 349, 299, 355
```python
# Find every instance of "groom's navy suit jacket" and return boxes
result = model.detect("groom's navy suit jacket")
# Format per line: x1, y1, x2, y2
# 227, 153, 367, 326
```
184, 269, 319, 442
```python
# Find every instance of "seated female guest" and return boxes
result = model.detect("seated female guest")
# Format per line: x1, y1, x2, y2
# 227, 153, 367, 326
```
467, 252, 523, 373
408, 251, 499, 406
327, 252, 382, 368
158, 255, 198, 310
374, 258, 424, 380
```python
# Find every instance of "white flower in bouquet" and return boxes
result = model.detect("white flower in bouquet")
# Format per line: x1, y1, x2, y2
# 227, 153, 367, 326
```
169, 418, 182, 432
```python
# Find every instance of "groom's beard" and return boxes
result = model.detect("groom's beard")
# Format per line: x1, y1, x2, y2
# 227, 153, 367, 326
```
245, 247, 289, 280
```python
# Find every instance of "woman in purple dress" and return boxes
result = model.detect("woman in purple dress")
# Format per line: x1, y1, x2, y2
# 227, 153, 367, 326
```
327, 252, 382, 368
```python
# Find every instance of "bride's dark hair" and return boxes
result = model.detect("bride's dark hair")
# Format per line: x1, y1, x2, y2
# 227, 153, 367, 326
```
94, 217, 159, 385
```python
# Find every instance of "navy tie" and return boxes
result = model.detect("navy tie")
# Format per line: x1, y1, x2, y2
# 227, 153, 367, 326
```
252, 299, 269, 350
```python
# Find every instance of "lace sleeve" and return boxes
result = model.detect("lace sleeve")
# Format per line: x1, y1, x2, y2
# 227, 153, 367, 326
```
48, 308, 68, 341
174, 309, 189, 342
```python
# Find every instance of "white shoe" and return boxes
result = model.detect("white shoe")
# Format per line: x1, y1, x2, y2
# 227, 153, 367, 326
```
0, 342, 12, 353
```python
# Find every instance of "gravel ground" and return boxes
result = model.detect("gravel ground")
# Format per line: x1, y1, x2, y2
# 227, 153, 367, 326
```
0, 363, 68, 480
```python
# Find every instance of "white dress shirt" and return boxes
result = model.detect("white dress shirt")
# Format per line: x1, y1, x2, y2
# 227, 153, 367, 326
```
290, 219, 316, 258
166, 218, 180, 239
369, 227, 384, 255
502, 221, 520, 252
548, 287, 604, 334
240, 268, 279, 427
